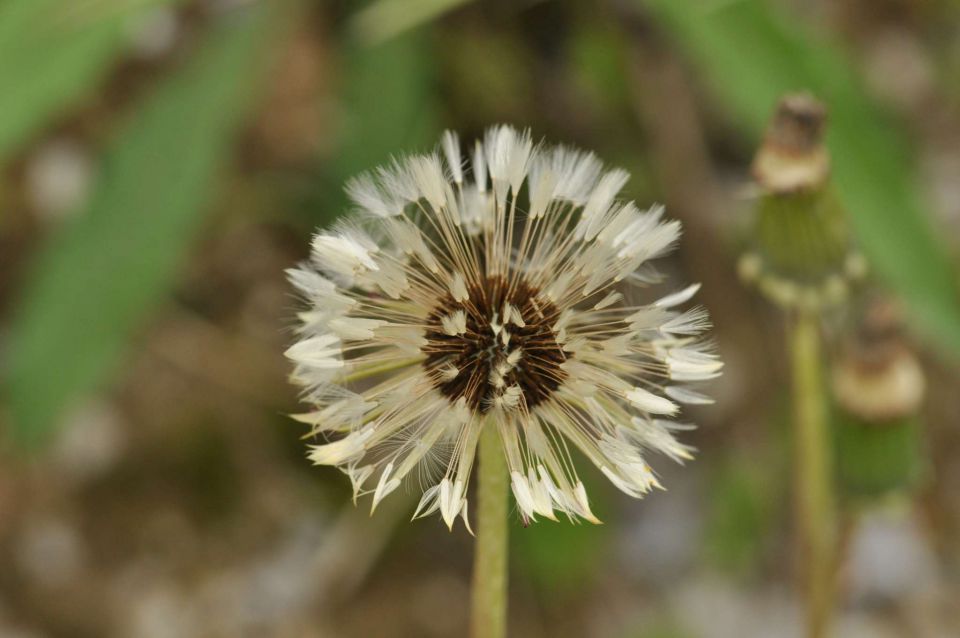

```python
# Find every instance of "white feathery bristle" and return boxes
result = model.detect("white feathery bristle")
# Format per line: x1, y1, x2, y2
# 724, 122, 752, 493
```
594, 291, 622, 310
503, 302, 525, 327
441, 310, 467, 336
665, 385, 715, 405
440, 364, 460, 382
412, 484, 442, 519
601, 334, 632, 355
376, 159, 419, 203
550, 147, 603, 204
450, 272, 469, 302
498, 385, 522, 410
527, 467, 558, 520
407, 154, 446, 209
507, 129, 534, 193
596, 202, 640, 246
624, 386, 679, 415
439, 478, 465, 530
284, 334, 343, 369
528, 166, 557, 219
609, 461, 662, 496
386, 218, 439, 273
665, 349, 723, 381
484, 125, 534, 197
618, 219, 680, 262
308, 427, 373, 465
489, 367, 505, 389
346, 464, 373, 503
346, 173, 399, 218
364, 260, 409, 298
631, 418, 696, 463
655, 282, 701, 308
371, 462, 401, 511
511, 471, 537, 519
441, 130, 463, 184
312, 233, 379, 280
660, 307, 711, 336
473, 140, 487, 192
572, 482, 600, 523
286, 268, 346, 305
286, 267, 327, 298
328, 317, 385, 340
580, 168, 629, 235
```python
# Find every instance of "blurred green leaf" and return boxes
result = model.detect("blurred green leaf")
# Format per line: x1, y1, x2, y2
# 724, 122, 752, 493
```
626, 620, 695, 638
570, 21, 629, 109
0, 0, 176, 164
350, 0, 470, 45
438, 28, 532, 131
703, 458, 777, 575
512, 461, 613, 598
646, 0, 960, 357
513, 517, 610, 597
340, 31, 439, 174
314, 30, 439, 222
6, 3, 292, 448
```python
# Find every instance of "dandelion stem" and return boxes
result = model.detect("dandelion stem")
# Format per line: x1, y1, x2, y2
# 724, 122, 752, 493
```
471, 422, 508, 638
789, 311, 837, 638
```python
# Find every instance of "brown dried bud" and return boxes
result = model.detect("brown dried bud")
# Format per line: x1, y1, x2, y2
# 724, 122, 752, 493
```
831, 299, 926, 422
752, 93, 831, 193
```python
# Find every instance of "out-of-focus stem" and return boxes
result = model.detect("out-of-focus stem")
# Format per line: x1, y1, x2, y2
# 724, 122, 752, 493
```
471, 423, 509, 638
790, 311, 837, 638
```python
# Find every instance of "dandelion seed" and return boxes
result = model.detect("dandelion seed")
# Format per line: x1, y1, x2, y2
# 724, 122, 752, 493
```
286, 125, 720, 528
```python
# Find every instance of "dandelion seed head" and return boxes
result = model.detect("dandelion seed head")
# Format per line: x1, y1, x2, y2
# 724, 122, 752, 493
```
286, 125, 720, 528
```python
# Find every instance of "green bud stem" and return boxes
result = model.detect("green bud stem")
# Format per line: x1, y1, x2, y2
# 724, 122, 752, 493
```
790, 312, 838, 638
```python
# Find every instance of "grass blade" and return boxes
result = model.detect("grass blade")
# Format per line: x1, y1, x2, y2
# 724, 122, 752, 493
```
0, 0, 178, 163
6, 2, 292, 448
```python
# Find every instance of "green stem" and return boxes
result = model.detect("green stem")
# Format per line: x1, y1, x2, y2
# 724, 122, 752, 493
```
789, 312, 837, 638
471, 423, 509, 638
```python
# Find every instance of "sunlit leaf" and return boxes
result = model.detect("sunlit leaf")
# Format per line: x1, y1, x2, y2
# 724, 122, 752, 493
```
646, 0, 960, 357
6, 2, 293, 448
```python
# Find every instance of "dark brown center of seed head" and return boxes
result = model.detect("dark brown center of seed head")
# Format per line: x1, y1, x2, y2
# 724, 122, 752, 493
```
422, 276, 568, 412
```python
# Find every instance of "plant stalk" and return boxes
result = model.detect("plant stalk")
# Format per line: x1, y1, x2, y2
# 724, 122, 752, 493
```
790, 311, 837, 638
470, 423, 509, 638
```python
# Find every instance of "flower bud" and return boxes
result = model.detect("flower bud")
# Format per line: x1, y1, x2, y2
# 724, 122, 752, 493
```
740, 93, 866, 311
832, 300, 927, 499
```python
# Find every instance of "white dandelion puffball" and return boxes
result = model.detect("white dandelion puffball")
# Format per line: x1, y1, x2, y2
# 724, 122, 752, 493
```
286, 125, 721, 529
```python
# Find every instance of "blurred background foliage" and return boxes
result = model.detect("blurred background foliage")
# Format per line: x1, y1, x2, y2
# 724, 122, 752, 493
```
1, 0, 959, 636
